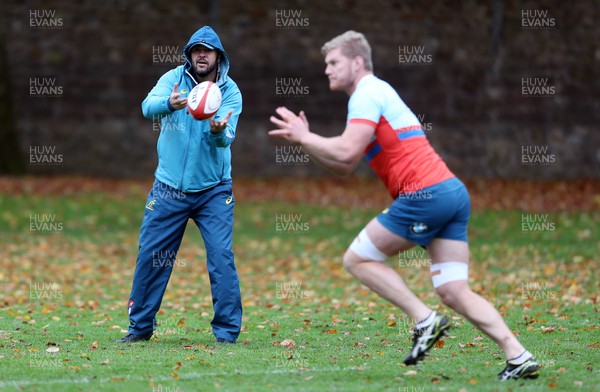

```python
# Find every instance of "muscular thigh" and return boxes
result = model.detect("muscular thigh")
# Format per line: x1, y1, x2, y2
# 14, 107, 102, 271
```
427, 238, 469, 264
364, 218, 416, 256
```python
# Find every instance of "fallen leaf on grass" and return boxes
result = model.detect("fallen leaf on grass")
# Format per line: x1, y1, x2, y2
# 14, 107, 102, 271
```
46, 347, 59, 353
280, 339, 296, 349
90, 341, 98, 350
435, 340, 445, 348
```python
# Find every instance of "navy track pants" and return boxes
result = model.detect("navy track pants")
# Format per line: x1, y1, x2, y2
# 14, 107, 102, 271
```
127, 178, 242, 342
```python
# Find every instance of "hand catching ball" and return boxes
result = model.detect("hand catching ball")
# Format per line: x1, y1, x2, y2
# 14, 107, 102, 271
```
187, 81, 222, 120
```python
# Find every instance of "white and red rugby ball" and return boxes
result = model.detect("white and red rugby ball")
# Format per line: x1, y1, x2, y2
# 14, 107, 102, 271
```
187, 81, 222, 120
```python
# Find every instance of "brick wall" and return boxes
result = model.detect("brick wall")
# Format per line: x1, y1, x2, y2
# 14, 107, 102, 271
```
5, 0, 599, 179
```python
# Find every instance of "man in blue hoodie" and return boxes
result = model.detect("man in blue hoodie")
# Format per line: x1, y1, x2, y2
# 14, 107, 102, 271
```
117, 26, 242, 344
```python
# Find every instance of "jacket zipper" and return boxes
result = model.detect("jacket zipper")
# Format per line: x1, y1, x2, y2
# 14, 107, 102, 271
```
179, 74, 197, 189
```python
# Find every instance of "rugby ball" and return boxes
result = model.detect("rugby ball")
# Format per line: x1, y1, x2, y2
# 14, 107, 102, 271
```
187, 81, 222, 120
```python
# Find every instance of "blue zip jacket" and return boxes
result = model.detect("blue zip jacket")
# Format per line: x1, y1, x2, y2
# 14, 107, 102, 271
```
142, 26, 242, 192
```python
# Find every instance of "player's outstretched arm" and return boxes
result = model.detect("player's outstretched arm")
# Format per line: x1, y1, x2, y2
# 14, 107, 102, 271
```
269, 106, 373, 176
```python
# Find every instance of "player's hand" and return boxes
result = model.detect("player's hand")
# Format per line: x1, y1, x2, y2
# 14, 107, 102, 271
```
268, 106, 310, 144
169, 83, 188, 110
210, 110, 233, 133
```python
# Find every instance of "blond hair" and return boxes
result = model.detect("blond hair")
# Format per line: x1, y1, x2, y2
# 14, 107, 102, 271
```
321, 31, 373, 71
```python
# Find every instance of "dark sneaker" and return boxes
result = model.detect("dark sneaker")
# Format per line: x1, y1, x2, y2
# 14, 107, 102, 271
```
403, 314, 450, 365
498, 357, 541, 380
216, 337, 235, 344
115, 332, 153, 343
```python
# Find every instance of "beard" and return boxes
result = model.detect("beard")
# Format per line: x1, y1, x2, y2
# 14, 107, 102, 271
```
329, 77, 351, 92
194, 60, 218, 79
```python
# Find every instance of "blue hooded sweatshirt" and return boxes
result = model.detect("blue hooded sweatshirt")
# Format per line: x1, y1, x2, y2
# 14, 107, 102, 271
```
142, 26, 242, 192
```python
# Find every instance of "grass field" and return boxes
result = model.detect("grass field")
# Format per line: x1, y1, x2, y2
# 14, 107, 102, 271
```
0, 177, 598, 391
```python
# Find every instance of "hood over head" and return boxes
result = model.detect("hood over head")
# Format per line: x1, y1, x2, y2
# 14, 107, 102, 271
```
182, 26, 230, 85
